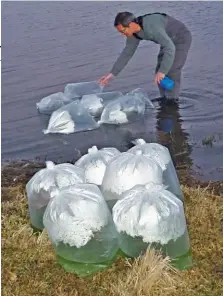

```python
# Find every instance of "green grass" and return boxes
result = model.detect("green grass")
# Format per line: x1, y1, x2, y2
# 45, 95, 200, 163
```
202, 135, 216, 147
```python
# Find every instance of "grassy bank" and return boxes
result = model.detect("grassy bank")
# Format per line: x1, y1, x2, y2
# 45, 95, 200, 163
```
1, 163, 223, 296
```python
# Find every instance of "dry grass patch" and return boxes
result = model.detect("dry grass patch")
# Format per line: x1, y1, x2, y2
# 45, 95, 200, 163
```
1, 184, 223, 296
111, 249, 178, 296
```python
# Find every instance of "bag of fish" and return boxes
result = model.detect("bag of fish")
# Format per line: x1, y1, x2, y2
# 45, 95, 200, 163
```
43, 100, 99, 134
99, 95, 146, 125
36, 92, 72, 115
43, 184, 119, 276
101, 151, 163, 210
80, 91, 124, 117
75, 146, 121, 185
128, 139, 183, 201
64, 81, 103, 100
113, 183, 192, 270
26, 161, 85, 230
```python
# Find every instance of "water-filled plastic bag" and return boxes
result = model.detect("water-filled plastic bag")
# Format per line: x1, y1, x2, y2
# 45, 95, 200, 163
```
64, 81, 103, 100
128, 139, 183, 200
125, 88, 155, 109
36, 92, 72, 115
43, 100, 99, 134
80, 94, 104, 117
75, 146, 121, 185
96, 91, 123, 102
101, 151, 163, 209
26, 161, 85, 230
43, 184, 119, 276
80, 91, 124, 117
113, 183, 192, 270
99, 95, 146, 125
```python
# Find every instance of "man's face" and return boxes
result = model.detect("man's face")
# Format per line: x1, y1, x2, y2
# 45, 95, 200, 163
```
116, 24, 134, 37
116, 22, 140, 37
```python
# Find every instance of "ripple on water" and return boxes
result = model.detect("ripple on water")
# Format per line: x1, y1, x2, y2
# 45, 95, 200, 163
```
152, 89, 223, 180
179, 89, 223, 124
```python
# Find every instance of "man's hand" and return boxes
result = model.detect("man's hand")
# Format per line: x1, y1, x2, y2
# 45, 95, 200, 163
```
98, 73, 114, 86
154, 72, 165, 85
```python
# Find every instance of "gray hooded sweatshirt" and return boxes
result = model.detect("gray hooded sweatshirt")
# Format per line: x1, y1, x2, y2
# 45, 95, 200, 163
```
110, 13, 189, 76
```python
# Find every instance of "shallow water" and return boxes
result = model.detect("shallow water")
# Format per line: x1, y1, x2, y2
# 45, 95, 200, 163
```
2, 1, 223, 181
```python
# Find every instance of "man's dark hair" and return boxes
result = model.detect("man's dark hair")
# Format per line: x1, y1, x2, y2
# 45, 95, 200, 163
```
114, 11, 136, 27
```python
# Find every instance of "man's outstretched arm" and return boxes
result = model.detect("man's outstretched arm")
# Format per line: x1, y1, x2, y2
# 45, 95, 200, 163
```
99, 36, 140, 85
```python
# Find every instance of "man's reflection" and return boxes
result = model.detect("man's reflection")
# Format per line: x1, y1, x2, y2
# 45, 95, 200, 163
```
155, 99, 193, 169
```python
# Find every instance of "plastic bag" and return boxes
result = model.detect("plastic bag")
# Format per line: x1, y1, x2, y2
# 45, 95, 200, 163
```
80, 94, 104, 117
112, 183, 192, 269
101, 151, 163, 209
96, 91, 123, 102
128, 139, 183, 200
43, 100, 99, 134
75, 146, 121, 185
125, 88, 155, 109
98, 95, 146, 125
80, 92, 124, 117
99, 147, 121, 162
99, 100, 127, 124
64, 81, 103, 100
36, 92, 72, 115
26, 161, 85, 230
43, 184, 119, 275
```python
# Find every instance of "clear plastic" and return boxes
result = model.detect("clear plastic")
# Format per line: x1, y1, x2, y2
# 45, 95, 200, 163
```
125, 88, 155, 109
99, 100, 128, 124
99, 147, 121, 162
75, 146, 121, 185
43, 184, 119, 276
128, 139, 183, 201
43, 100, 99, 134
98, 95, 146, 125
101, 151, 163, 209
96, 91, 123, 102
36, 92, 72, 115
80, 94, 104, 117
26, 161, 85, 230
64, 81, 103, 100
80, 92, 124, 118
112, 183, 192, 270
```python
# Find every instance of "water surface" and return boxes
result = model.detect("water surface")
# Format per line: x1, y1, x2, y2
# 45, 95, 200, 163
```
2, 1, 223, 181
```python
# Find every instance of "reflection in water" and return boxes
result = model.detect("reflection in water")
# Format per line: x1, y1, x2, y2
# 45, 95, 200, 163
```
155, 99, 193, 170
120, 99, 193, 175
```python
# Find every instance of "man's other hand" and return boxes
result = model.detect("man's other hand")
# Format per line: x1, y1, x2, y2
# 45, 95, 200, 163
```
154, 72, 165, 84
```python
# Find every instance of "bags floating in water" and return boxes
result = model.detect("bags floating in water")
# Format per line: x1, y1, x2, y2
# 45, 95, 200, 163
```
80, 94, 104, 117
112, 183, 192, 270
43, 184, 119, 276
75, 145, 121, 185
96, 91, 123, 102
80, 91, 124, 117
43, 100, 99, 134
101, 151, 163, 209
26, 161, 85, 230
125, 88, 155, 109
36, 92, 72, 115
128, 139, 183, 200
99, 95, 146, 125
100, 106, 128, 124
64, 81, 103, 100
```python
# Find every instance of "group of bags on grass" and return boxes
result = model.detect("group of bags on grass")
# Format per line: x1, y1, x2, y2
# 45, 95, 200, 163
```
26, 139, 192, 276
36, 81, 155, 134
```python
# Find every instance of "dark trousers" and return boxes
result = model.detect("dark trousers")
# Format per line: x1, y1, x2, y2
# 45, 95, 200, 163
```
156, 28, 192, 99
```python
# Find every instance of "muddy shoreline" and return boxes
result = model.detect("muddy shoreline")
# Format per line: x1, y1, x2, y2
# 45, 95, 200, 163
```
1, 160, 223, 200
